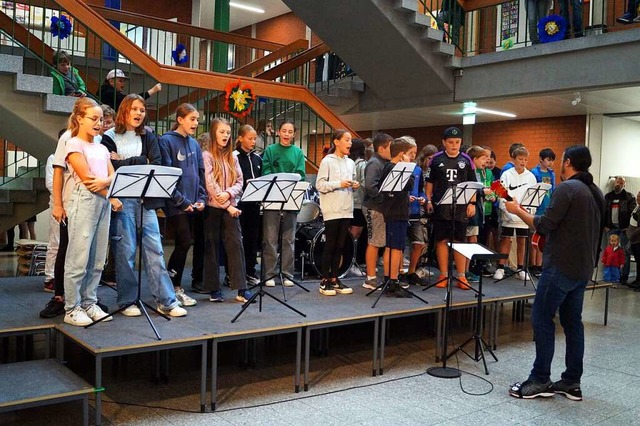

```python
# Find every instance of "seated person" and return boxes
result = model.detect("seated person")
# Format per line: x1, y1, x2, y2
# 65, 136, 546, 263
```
51, 50, 85, 96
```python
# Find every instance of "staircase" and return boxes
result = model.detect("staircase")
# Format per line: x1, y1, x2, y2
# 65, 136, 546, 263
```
282, 0, 459, 106
0, 53, 72, 230
312, 77, 366, 114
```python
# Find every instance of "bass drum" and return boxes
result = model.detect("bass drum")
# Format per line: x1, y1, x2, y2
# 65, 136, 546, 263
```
295, 224, 355, 279
297, 185, 321, 224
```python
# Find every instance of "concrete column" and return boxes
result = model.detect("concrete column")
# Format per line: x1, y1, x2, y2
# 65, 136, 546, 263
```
213, 0, 230, 73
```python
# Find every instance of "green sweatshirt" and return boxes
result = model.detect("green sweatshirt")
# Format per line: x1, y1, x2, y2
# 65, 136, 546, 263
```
262, 143, 306, 179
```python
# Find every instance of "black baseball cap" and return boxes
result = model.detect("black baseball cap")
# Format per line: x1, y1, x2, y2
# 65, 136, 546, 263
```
442, 127, 462, 139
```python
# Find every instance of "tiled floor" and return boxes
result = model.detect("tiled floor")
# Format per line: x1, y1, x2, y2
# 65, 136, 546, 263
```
1, 250, 639, 425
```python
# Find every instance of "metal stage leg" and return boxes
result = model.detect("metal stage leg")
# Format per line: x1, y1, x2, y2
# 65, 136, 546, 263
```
95, 355, 103, 426
379, 318, 385, 376
211, 339, 218, 411
304, 327, 310, 391
295, 329, 301, 393
373, 318, 379, 377
200, 342, 207, 413
604, 287, 610, 326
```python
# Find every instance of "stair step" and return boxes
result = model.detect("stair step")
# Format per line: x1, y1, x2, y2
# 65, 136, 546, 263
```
45, 94, 76, 115
0, 53, 23, 75
411, 12, 431, 28
425, 27, 445, 42
434, 42, 456, 56
14, 73, 52, 95
0, 189, 38, 203
395, 0, 419, 13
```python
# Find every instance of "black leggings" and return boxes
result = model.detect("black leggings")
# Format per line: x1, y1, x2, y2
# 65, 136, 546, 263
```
167, 214, 196, 287
53, 221, 68, 297
321, 218, 351, 279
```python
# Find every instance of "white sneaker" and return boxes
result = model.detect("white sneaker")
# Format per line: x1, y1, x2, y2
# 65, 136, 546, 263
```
122, 305, 141, 317
402, 256, 410, 267
362, 278, 380, 290
416, 267, 434, 278
85, 304, 112, 322
282, 278, 294, 287
175, 288, 197, 306
349, 265, 365, 277
265, 279, 276, 287
157, 304, 187, 317
247, 275, 260, 286
64, 306, 93, 327
493, 268, 505, 280
517, 271, 531, 281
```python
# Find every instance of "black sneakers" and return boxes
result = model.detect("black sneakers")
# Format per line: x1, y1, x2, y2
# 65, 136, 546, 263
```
40, 297, 65, 318
509, 380, 554, 399
405, 272, 427, 286
383, 280, 413, 298
319, 279, 336, 296
552, 380, 583, 401
331, 279, 353, 294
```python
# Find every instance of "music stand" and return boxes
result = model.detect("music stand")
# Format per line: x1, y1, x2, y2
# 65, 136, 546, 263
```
86, 165, 182, 341
445, 243, 506, 374
424, 181, 483, 379
365, 162, 429, 308
232, 173, 307, 323
494, 183, 550, 289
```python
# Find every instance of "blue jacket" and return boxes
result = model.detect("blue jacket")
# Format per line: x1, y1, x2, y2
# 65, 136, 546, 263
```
158, 131, 207, 216
409, 165, 425, 217
530, 165, 556, 213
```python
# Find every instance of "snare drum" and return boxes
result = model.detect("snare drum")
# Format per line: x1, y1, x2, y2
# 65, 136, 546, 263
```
295, 223, 355, 278
297, 185, 321, 223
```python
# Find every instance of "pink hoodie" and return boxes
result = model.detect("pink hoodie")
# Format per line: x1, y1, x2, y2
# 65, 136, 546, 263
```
202, 151, 243, 209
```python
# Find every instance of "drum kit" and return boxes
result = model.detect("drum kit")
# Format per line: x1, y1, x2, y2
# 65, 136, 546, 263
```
295, 186, 355, 279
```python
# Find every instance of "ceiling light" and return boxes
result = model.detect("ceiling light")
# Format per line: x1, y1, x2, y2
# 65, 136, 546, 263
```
474, 107, 517, 118
571, 92, 581, 106
229, 2, 265, 13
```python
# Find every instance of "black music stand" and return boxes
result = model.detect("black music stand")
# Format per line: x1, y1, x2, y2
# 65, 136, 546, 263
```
87, 165, 182, 341
446, 243, 507, 374
494, 182, 550, 289
232, 173, 307, 323
425, 181, 483, 379
365, 162, 429, 308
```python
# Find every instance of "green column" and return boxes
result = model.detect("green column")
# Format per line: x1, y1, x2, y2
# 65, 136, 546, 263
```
213, 0, 230, 73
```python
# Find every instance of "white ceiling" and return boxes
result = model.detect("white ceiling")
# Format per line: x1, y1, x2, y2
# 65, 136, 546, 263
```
229, 0, 291, 31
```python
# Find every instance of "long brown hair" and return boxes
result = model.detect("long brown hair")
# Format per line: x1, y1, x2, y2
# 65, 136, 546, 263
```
67, 97, 99, 137
170, 103, 197, 131
114, 94, 146, 135
208, 118, 237, 185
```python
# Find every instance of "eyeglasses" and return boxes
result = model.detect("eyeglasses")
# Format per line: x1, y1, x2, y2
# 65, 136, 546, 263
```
86, 116, 104, 123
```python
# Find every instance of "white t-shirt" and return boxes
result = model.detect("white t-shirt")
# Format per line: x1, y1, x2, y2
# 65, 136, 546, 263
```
499, 167, 537, 229
105, 128, 142, 160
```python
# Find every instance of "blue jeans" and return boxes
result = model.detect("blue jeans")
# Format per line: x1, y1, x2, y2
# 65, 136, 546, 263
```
262, 210, 296, 278
111, 199, 179, 310
560, 0, 583, 36
529, 265, 587, 384
64, 185, 111, 311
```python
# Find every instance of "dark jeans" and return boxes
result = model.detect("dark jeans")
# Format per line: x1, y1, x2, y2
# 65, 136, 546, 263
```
630, 243, 640, 282
529, 265, 587, 384
560, 0, 583, 36
238, 201, 261, 276
203, 207, 247, 292
53, 220, 68, 297
191, 210, 204, 282
321, 218, 351, 279
167, 213, 196, 287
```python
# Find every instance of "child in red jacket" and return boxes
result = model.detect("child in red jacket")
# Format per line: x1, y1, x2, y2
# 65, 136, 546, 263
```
602, 234, 626, 282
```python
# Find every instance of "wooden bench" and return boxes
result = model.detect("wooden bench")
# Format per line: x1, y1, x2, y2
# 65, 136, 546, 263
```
0, 359, 94, 425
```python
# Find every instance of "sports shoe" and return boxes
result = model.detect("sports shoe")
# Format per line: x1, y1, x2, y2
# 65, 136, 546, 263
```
319, 279, 337, 296
517, 271, 531, 281
64, 306, 93, 327
191, 281, 208, 294
175, 288, 197, 306
349, 265, 365, 277
435, 274, 448, 288
332, 279, 353, 294
617, 12, 634, 24
362, 277, 379, 290
465, 272, 480, 283
122, 305, 142, 317
493, 268, 505, 280
236, 289, 256, 303
282, 277, 294, 287
209, 290, 224, 303
85, 304, 112, 322
456, 276, 472, 290
634, 14, 640, 23
44, 280, 54, 293
551, 379, 582, 401
416, 267, 434, 278
385, 281, 412, 298
265, 279, 276, 287
157, 304, 187, 317
40, 297, 65, 318
247, 274, 260, 286
509, 380, 554, 399
406, 272, 427, 286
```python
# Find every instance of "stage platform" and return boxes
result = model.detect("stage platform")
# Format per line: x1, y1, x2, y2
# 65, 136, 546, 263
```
0, 275, 611, 425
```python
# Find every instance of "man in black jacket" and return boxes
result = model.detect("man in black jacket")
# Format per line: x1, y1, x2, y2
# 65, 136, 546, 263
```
97, 69, 162, 112
604, 176, 637, 284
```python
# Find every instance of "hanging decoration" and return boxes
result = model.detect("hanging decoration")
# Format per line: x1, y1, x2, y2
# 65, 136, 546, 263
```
50, 15, 72, 40
501, 37, 514, 50
537, 14, 567, 43
224, 79, 257, 119
171, 43, 189, 65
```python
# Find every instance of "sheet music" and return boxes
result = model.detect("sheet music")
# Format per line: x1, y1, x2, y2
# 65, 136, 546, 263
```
379, 162, 416, 193
451, 243, 495, 260
241, 173, 301, 203
264, 181, 310, 211
438, 181, 484, 205
108, 165, 182, 199
519, 183, 551, 208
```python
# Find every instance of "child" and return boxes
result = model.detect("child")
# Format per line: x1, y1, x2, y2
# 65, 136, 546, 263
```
234, 125, 263, 285
316, 129, 357, 296
100, 104, 116, 136
494, 146, 538, 280
378, 138, 415, 297
529, 148, 556, 275
101, 94, 187, 317
499, 142, 524, 177
602, 234, 625, 283
97, 68, 162, 111
348, 138, 367, 275
189, 133, 209, 294
51, 50, 85, 96
425, 127, 476, 290
202, 118, 253, 303
362, 133, 392, 290
159, 103, 205, 306
63, 97, 122, 326
261, 121, 306, 287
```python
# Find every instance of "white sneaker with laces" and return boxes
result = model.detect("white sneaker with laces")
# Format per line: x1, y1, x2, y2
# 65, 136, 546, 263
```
349, 265, 365, 277
64, 306, 93, 327
282, 278, 294, 287
122, 305, 141, 317
265, 279, 276, 287
416, 267, 434, 278
493, 268, 505, 280
517, 271, 531, 281
175, 288, 197, 306
157, 304, 187, 317
362, 278, 379, 290
85, 304, 112, 322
